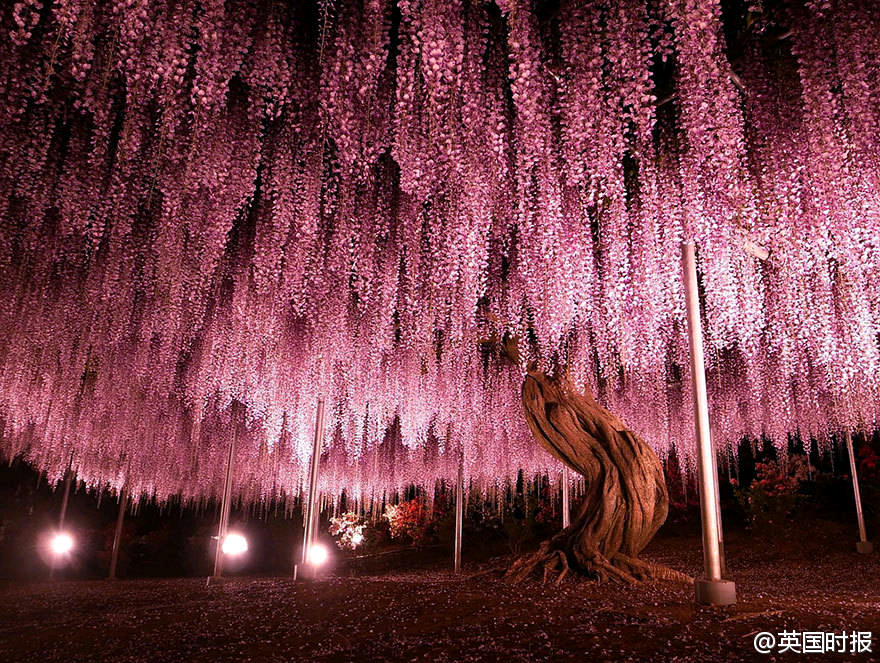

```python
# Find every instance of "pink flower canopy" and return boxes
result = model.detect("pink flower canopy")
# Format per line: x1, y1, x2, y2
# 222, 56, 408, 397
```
0, 0, 878, 502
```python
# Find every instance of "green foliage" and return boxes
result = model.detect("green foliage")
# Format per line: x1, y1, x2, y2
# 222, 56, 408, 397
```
731, 455, 810, 534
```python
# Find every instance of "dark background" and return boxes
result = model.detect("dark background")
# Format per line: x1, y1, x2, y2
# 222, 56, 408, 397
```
1, 429, 877, 581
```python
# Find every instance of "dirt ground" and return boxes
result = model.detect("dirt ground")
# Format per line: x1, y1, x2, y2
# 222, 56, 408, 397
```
1, 523, 878, 662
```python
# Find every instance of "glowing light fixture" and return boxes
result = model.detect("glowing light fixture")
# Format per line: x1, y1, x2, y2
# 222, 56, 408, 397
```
221, 533, 248, 556
307, 542, 329, 566
350, 532, 364, 546
50, 532, 74, 555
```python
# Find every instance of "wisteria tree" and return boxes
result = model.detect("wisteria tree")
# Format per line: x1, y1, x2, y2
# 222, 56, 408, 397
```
0, 0, 878, 519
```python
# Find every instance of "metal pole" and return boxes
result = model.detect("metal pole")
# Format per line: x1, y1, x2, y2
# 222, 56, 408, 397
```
561, 465, 571, 529
845, 431, 873, 554
109, 484, 127, 579
454, 450, 464, 573
681, 241, 735, 605
302, 399, 326, 569
806, 438, 813, 481
58, 452, 74, 528
710, 437, 727, 576
50, 453, 75, 579
212, 429, 236, 579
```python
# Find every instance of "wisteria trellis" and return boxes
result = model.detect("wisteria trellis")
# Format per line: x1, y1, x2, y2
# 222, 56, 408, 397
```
0, 0, 878, 504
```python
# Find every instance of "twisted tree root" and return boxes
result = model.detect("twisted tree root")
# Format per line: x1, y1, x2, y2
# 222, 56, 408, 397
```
504, 369, 694, 587
505, 540, 692, 586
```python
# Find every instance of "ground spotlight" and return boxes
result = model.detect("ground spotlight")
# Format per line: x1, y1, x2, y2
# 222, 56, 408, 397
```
307, 542, 329, 566
221, 532, 248, 556
50, 532, 74, 556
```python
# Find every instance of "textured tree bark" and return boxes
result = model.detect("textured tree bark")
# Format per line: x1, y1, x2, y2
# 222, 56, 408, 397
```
506, 369, 692, 585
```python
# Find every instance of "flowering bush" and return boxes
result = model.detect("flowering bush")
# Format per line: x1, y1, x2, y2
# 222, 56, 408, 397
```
329, 512, 366, 550
384, 499, 438, 546
732, 455, 810, 532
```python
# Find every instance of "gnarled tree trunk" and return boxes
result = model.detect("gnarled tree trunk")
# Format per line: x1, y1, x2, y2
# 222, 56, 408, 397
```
506, 369, 692, 585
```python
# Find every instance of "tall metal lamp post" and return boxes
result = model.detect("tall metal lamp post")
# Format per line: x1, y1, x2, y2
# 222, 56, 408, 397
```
209, 424, 237, 584
108, 483, 127, 579
454, 447, 464, 573
298, 398, 326, 579
844, 430, 873, 554
681, 241, 736, 606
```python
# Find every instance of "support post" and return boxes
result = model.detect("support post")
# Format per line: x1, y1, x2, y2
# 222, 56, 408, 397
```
211, 427, 236, 581
710, 434, 727, 576
109, 484, 127, 579
301, 399, 326, 574
845, 431, 873, 554
454, 450, 464, 573
58, 452, 74, 528
681, 241, 736, 606
50, 455, 75, 579
561, 465, 571, 529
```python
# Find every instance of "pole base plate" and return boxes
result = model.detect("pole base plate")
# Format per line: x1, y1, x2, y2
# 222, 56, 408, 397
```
695, 578, 736, 606
856, 541, 873, 555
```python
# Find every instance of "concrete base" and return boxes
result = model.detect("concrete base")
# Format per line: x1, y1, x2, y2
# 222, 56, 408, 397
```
856, 540, 873, 555
695, 578, 736, 606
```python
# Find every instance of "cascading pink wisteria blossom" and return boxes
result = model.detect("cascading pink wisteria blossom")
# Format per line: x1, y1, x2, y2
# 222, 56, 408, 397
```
0, 0, 878, 505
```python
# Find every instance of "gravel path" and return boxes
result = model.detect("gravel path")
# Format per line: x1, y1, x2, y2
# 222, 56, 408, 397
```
1, 527, 878, 662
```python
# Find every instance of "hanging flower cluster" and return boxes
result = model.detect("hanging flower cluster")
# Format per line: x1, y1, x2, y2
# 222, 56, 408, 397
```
0, 0, 878, 505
